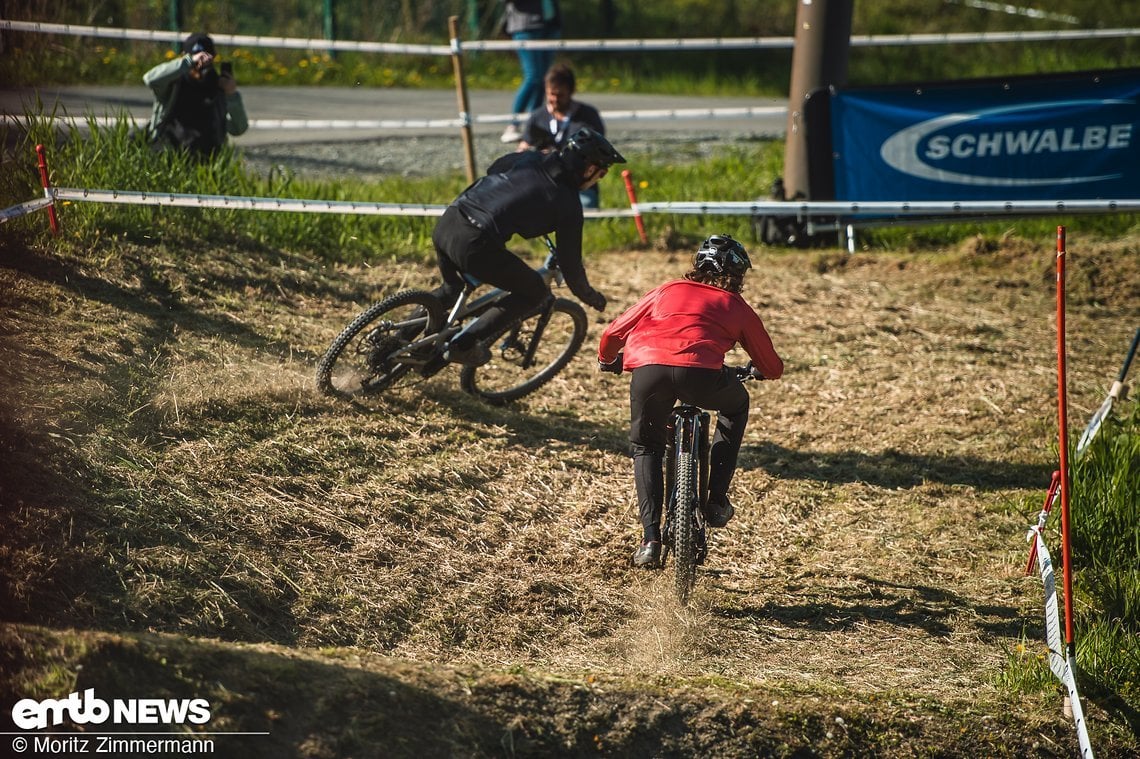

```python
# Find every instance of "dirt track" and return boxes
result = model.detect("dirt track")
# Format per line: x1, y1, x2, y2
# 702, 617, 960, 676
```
2, 228, 1139, 755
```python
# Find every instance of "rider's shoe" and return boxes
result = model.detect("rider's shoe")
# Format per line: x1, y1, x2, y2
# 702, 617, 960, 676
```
444, 341, 491, 367
702, 495, 735, 528
631, 540, 662, 569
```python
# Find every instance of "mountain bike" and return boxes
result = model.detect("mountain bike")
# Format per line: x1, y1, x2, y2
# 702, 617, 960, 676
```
662, 364, 758, 606
316, 236, 588, 406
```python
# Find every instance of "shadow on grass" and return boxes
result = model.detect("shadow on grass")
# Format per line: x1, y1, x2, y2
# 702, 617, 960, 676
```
0, 627, 514, 758
0, 235, 366, 365
332, 378, 633, 458
326, 380, 1050, 491
1087, 687, 1140, 746
712, 573, 1023, 640
741, 441, 1051, 491
0, 417, 306, 645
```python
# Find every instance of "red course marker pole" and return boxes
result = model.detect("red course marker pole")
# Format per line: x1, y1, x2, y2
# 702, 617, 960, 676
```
1055, 226, 1076, 659
35, 144, 60, 236
621, 169, 648, 244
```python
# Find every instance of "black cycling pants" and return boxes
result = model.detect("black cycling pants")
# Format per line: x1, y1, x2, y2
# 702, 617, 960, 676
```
431, 206, 548, 344
628, 364, 749, 538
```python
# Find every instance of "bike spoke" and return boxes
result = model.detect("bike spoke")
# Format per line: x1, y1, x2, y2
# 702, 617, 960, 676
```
317, 291, 445, 400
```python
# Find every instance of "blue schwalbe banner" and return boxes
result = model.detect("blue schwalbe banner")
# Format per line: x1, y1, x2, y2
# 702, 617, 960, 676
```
830, 68, 1140, 201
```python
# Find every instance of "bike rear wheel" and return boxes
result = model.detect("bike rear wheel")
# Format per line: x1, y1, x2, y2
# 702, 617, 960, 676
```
665, 410, 702, 601
316, 290, 445, 399
459, 297, 587, 406
672, 434, 701, 606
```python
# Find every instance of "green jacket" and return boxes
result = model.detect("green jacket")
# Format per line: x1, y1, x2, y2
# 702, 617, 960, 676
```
143, 56, 248, 153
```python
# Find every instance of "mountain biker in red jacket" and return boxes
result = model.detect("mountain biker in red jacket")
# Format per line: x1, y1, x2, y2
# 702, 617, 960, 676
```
597, 235, 783, 568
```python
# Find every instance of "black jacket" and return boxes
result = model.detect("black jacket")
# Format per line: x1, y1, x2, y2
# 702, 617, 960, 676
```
455, 151, 590, 300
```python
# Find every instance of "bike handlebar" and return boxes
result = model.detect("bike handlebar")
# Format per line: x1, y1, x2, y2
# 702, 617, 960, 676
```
598, 357, 767, 380
732, 362, 767, 381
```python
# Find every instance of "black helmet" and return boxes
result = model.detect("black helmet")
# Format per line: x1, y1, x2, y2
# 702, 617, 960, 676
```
183, 32, 216, 56
562, 127, 626, 169
694, 235, 752, 277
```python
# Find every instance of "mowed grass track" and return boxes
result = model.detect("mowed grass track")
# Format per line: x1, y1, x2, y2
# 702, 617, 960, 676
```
1, 230, 1139, 756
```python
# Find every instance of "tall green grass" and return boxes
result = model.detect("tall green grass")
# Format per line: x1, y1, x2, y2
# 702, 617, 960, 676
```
4, 110, 1138, 262
1000, 401, 1140, 705
1, 113, 455, 261
1, 111, 787, 260
1070, 402, 1140, 700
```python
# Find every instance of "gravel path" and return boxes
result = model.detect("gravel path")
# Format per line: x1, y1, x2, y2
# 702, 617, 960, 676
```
237, 129, 770, 182
0, 84, 782, 181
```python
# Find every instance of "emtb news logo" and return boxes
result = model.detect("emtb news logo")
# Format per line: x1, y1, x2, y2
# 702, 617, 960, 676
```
11, 689, 211, 730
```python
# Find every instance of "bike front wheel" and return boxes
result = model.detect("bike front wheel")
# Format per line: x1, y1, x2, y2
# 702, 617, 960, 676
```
672, 441, 701, 606
316, 290, 445, 400
459, 297, 587, 406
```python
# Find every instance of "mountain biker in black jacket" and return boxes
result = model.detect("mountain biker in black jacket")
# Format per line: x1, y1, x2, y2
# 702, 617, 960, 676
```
430, 127, 624, 366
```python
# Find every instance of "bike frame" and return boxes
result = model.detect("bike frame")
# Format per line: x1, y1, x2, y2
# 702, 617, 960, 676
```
387, 238, 566, 373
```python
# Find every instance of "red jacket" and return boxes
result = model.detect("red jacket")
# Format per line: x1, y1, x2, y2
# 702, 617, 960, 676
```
598, 279, 783, 378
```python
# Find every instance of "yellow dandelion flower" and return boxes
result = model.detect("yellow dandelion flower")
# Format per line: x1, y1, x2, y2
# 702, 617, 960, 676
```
639, 180, 649, 189
299, 59, 309, 68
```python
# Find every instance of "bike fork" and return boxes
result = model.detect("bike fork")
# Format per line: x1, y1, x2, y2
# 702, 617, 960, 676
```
698, 411, 710, 508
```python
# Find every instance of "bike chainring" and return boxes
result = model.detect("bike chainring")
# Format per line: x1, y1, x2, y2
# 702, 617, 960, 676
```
365, 335, 404, 374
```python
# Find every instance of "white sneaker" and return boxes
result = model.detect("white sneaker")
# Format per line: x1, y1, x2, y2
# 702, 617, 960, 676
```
500, 125, 522, 143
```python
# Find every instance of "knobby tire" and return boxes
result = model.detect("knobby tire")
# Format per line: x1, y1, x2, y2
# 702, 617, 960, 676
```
316, 290, 445, 400
673, 424, 700, 606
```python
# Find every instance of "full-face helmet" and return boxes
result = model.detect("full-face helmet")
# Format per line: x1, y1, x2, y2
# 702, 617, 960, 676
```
561, 128, 626, 171
694, 234, 752, 277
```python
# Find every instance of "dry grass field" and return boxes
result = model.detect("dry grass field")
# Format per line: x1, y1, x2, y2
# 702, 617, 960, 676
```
1, 226, 1139, 756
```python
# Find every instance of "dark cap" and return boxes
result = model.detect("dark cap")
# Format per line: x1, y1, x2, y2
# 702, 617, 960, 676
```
183, 33, 216, 56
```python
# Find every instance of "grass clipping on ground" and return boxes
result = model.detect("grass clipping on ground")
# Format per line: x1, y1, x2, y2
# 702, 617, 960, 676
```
1, 231, 1139, 756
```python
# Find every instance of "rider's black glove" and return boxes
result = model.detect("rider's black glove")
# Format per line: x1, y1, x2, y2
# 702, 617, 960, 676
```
599, 353, 624, 374
734, 361, 765, 381
581, 288, 607, 312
